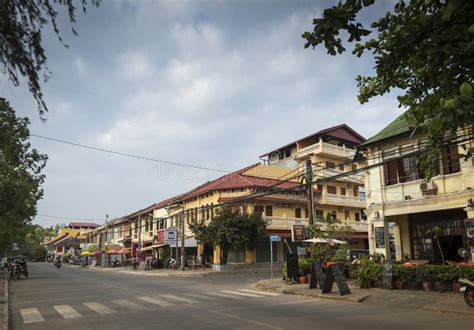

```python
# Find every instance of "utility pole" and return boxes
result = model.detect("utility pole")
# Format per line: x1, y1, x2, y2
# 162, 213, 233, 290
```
180, 211, 185, 271
138, 215, 142, 261
306, 159, 315, 226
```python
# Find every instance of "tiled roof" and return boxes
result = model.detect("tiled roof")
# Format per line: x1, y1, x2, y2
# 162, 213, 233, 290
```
69, 222, 99, 228
260, 124, 366, 157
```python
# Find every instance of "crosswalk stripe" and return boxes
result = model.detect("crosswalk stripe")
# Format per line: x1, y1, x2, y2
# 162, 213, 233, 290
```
160, 294, 199, 304
221, 290, 264, 298
203, 292, 243, 299
238, 289, 281, 296
112, 299, 145, 310
183, 293, 218, 301
137, 296, 174, 307
53, 305, 82, 319
20, 308, 45, 324
83, 302, 116, 314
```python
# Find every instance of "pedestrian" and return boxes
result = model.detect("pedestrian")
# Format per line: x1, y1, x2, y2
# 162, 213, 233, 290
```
132, 256, 137, 270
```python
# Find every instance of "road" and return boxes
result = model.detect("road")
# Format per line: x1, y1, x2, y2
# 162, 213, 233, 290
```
8, 263, 473, 330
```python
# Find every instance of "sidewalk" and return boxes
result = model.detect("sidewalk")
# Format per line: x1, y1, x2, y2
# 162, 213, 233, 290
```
0, 270, 9, 330
66, 263, 273, 277
256, 279, 474, 316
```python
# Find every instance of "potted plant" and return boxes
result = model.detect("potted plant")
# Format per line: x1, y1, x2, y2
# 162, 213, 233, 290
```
393, 265, 406, 290
298, 257, 312, 283
421, 265, 434, 291
435, 265, 452, 292
356, 257, 380, 288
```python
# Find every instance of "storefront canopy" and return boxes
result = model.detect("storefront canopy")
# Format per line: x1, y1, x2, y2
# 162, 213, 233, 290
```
303, 238, 347, 245
140, 244, 167, 251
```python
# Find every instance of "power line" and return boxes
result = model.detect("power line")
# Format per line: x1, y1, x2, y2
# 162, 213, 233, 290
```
31, 134, 231, 173
36, 214, 108, 221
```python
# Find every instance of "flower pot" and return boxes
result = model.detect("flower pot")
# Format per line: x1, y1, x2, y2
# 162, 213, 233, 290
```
395, 280, 405, 290
435, 281, 449, 292
452, 280, 462, 293
299, 276, 307, 284
423, 281, 433, 291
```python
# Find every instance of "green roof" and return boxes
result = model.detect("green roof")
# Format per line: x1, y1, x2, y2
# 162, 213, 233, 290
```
359, 112, 415, 148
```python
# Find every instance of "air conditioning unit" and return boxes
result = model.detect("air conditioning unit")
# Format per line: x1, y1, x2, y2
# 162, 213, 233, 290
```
420, 181, 436, 192
269, 152, 280, 163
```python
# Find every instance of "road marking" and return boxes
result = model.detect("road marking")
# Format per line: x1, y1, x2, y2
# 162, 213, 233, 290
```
20, 308, 45, 323
53, 305, 82, 319
221, 290, 264, 298
183, 293, 218, 300
160, 294, 199, 304
111, 299, 145, 310
203, 292, 243, 299
83, 302, 116, 314
238, 289, 280, 296
137, 296, 174, 307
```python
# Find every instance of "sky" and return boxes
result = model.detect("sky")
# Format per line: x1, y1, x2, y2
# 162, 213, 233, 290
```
1, 0, 404, 228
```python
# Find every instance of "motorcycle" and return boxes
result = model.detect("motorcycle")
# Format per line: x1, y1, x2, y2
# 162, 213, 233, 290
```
54, 259, 62, 269
9, 263, 19, 281
459, 278, 474, 307
112, 259, 121, 268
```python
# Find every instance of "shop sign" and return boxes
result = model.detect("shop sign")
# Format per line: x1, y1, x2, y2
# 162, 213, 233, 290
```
465, 218, 474, 247
165, 228, 178, 245
375, 227, 385, 248
155, 229, 165, 245
292, 225, 306, 241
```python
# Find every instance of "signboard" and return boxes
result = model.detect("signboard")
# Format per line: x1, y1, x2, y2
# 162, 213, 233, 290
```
156, 229, 165, 245
465, 218, 474, 247
270, 235, 281, 242
292, 225, 306, 241
297, 246, 307, 256
382, 259, 393, 290
375, 227, 385, 248
309, 262, 325, 289
286, 253, 299, 278
165, 228, 178, 245
322, 264, 351, 296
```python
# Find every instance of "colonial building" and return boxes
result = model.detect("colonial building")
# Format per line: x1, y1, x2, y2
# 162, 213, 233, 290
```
355, 114, 474, 262
259, 124, 369, 248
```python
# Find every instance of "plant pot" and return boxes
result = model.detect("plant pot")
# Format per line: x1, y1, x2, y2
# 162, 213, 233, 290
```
299, 276, 307, 284
423, 281, 433, 291
395, 280, 405, 290
435, 281, 449, 292
452, 280, 462, 293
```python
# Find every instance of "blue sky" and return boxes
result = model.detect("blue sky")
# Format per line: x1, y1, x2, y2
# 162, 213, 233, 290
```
1, 0, 403, 228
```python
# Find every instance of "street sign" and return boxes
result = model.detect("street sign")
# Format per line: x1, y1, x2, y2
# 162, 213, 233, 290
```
270, 235, 281, 242
165, 228, 178, 245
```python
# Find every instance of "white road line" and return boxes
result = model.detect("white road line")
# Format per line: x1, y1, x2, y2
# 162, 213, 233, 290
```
20, 308, 45, 324
137, 296, 174, 307
221, 290, 264, 298
53, 305, 82, 319
160, 294, 199, 304
203, 292, 243, 299
238, 289, 281, 296
183, 293, 218, 300
111, 299, 145, 310
83, 302, 116, 314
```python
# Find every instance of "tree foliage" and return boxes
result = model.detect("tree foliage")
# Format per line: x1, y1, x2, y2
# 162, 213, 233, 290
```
189, 207, 266, 265
0, 0, 100, 118
303, 0, 474, 169
0, 98, 47, 253
16, 224, 56, 259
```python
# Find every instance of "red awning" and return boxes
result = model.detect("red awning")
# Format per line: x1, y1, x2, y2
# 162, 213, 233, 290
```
351, 234, 368, 239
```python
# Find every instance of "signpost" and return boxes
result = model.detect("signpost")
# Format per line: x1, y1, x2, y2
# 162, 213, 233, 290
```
269, 235, 281, 280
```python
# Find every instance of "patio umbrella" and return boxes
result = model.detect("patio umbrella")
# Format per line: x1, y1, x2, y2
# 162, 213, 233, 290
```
108, 249, 119, 254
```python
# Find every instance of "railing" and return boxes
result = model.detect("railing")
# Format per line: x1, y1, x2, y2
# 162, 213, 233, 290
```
313, 219, 368, 232
264, 216, 368, 231
317, 193, 366, 207
297, 142, 356, 158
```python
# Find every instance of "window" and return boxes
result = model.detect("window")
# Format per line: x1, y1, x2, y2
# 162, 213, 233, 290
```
327, 185, 337, 194
254, 206, 264, 215
383, 160, 399, 186
442, 144, 460, 175
326, 161, 335, 169
340, 187, 346, 195
295, 208, 301, 218
317, 184, 323, 192
338, 164, 344, 171
265, 206, 273, 217
351, 164, 357, 171
304, 208, 308, 218
353, 185, 359, 197
344, 210, 350, 220
355, 212, 360, 222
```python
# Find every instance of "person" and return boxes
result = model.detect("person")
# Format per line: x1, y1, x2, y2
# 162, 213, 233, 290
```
131, 256, 137, 270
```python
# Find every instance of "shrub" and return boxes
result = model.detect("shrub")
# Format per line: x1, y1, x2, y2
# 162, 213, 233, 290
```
356, 257, 381, 288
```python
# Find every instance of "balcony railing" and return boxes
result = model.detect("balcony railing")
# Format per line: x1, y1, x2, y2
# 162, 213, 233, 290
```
297, 142, 356, 158
317, 193, 366, 207
264, 216, 368, 232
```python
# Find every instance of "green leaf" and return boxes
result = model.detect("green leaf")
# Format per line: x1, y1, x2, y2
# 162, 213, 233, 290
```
460, 82, 472, 99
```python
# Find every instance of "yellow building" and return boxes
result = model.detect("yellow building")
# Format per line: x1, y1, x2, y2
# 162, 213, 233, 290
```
356, 114, 474, 262
259, 124, 369, 249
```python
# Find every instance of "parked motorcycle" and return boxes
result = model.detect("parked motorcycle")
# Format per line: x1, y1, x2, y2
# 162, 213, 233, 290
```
54, 259, 62, 269
459, 278, 474, 307
112, 259, 121, 268
9, 263, 19, 281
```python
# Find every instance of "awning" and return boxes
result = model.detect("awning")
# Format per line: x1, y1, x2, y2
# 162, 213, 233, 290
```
351, 234, 369, 239
140, 244, 167, 251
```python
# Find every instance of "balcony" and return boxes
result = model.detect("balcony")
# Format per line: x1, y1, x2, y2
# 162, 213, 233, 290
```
264, 216, 368, 232
297, 142, 356, 159
317, 193, 366, 208
313, 168, 364, 184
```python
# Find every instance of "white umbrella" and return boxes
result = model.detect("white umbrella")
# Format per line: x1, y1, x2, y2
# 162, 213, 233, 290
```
303, 238, 347, 245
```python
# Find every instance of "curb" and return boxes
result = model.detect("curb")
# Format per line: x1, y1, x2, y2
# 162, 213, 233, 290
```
2, 272, 9, 330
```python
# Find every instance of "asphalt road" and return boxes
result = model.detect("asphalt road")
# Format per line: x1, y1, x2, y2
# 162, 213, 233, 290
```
8, 263, 473, 330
